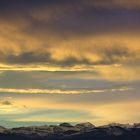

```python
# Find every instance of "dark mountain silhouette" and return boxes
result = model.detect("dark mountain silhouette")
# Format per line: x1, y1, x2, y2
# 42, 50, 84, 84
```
0, 122, 140, 140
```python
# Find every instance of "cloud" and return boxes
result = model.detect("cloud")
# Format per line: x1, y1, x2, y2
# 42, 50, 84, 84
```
1, 100, 12, 106
87, 0, 140, 9
1, 89, 139, 125
0, 87, 132, 94
0, 0, 139, 81
0, 97, 13, 106
0, 35, 139, 66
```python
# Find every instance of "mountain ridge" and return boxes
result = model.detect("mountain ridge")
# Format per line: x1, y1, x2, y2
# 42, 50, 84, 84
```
0, 122, 140, 140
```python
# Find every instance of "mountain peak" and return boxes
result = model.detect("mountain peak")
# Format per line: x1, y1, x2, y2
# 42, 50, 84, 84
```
75, 122, 95, 131
0, 126, 6, 134
59, 123, 73, 127
134, 123, 140, 128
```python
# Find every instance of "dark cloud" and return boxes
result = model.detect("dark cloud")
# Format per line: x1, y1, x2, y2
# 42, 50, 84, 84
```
0, 0, 140, 35
0, 0, 139, 70
4, 52, 51, 64
96, 46, 132, 64
0, 100, 12, 106
0, 0, 140, 36
1, 100, 12, 105
0, 45, 134, 66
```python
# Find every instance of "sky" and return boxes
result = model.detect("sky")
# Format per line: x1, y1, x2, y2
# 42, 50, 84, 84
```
0, 0, 140, 128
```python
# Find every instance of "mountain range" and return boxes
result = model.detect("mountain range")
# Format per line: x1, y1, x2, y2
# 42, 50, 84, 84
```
0, 122, 140, 140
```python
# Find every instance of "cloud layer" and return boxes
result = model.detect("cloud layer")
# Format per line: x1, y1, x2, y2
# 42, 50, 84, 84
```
0, 87, 132, 94
0, 1, 140, 127
0, 1, 140, 80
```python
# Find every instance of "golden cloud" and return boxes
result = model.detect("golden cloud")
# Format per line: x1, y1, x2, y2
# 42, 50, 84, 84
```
0, 1, 139, 81
0, 86, 132, 94
0, 33, 139, 80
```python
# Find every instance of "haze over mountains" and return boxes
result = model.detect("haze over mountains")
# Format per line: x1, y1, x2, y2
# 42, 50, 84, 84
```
0, 122, 140, 140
